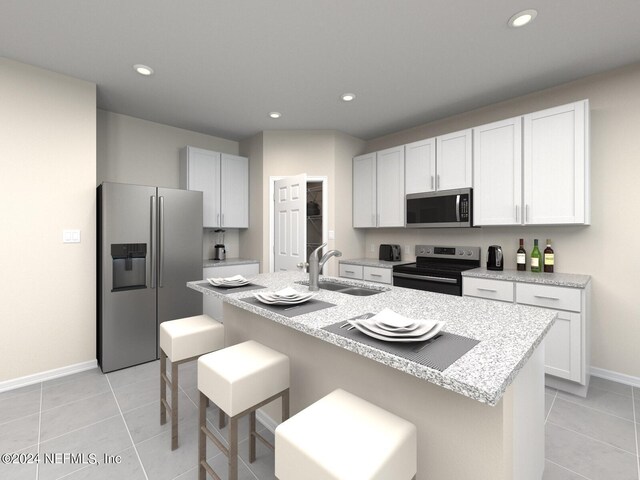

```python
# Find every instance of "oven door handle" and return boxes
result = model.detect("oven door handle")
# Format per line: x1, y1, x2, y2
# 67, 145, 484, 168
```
393, 272, 458, 284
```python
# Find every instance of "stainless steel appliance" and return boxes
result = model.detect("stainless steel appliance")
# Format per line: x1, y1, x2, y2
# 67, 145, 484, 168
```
213, 229, 226, 261
392, 245, 480, 296
487, 245, 504, 271
97, 182, 203, 373
405, 188, 473, 228
379, 244, 401, 261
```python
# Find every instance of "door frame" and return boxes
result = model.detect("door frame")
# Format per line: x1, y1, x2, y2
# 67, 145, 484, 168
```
269, 175, 328, 273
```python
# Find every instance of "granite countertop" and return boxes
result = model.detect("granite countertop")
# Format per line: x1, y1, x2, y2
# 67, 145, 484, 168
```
188, 271, 555, 406
462, 268, 591, 289
203, 258, 260, 268
339, 258, 411, 269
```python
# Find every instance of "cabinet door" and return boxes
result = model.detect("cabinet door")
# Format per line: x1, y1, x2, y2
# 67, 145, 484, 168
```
405, 138, 436, 194
184, 147, 221, 228
220, 153, 249, 228
523, 100, 588, 224
544, 310, 582, 382
352, 153, 377, 228
473, 117, 522, 225
436, 129, 472, 190
376, 146, 405, 227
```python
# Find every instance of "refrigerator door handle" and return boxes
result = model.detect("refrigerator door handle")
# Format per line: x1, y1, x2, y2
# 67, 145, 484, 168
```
159, 196, 165, 287
150, 195, 156, 289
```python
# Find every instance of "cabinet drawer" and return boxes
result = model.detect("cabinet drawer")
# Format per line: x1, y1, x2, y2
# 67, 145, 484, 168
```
463, 277, 514, 302
339, 264, 364, 280
516, 283, 581, 312
363, 266, 392, 284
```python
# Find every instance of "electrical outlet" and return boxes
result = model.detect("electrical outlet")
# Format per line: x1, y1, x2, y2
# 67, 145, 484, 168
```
63, 229, 81, 243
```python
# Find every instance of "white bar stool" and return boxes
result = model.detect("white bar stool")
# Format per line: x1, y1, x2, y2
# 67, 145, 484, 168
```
197, 340, 290, 480
159, 314, 224, 450
275, 388, 417, 480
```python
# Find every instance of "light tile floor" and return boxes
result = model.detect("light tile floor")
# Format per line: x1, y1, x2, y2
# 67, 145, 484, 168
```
1, 362, 638, 480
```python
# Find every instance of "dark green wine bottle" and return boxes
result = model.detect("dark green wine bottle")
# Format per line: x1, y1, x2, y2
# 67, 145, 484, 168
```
530, 239, 541, 273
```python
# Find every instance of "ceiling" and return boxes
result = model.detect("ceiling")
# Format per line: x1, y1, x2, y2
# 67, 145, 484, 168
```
2, 1, 640, 141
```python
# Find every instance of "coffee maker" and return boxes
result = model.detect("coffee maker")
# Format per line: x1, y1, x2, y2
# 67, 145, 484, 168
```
486, 245, 503, 271
213, 229, 226, 261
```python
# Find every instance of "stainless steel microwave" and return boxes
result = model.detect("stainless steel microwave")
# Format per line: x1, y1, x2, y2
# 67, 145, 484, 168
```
406, 188, 473, 228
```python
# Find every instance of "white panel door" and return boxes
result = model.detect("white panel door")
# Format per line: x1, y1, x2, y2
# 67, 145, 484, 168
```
405, 138, 436, 195
436, 129, 472, 190
473, 117, 522, 226
352, 153, 377, 227
186, 147, 220, 228
274, 174, 307, 272
220, 153, 249, 228
523, 100, 588, 224
376, 146, 405, 227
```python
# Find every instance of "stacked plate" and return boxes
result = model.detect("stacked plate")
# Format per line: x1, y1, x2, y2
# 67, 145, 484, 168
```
207, 275, 251, 288
254, 287, 316, 305
348, 308, 445, 343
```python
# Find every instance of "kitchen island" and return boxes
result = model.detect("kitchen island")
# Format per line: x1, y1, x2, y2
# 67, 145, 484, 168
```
188, 272, 556, 480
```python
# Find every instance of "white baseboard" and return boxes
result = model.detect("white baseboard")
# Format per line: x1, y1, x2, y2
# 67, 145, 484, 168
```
256, 409, 279, 434
590, 366, 640, 388
0, 360, 98, 393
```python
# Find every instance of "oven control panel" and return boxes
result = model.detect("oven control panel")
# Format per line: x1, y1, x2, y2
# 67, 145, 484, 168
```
415, 245, 481, 261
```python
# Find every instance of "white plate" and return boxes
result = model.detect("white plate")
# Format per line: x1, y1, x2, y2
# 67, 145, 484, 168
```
369, 308, 418, 329
207, 275, 251, 287
361, 318, 439, 338
254, 292, 315, 305
349, 319, 445, 343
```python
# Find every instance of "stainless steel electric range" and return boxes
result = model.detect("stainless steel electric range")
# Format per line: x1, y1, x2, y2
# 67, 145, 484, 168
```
392, 245, 481, 296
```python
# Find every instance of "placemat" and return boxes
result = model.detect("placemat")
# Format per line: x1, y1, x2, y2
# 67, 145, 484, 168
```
197, 282, 266, 295
323, 315, 480, 372
240, 297, 336, 318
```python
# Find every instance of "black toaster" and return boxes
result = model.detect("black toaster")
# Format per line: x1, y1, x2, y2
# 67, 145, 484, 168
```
379, 244, 401, 261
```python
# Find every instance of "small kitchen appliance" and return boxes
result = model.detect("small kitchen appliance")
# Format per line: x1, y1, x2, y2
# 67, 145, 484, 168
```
213, 229, 226, 261
379, 244, 401, 261
405, 188, 473, 228
392, 245, 481, 296
486, 245, 504, 271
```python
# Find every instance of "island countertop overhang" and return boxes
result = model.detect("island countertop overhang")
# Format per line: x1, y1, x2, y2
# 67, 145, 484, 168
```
187, 271, 556, 406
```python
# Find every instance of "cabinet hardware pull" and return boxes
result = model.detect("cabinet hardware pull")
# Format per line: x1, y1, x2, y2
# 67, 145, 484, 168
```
515, 205, 519, 223
345, 270, 355, 274
217, 213, 220, 226
431, 175, 434, 190
437, 175, 440, 190
525, 204, 529, 222
222, 213, 225, 226
534, 295, 559, 301
370, 273, 382, 277
477, 288, 497, 292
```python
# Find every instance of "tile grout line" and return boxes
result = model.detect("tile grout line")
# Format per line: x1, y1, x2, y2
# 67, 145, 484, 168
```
105, 375, 150, 480
38, 413, 122, 446
35, 382, 42, 480
53, 444, 135, 480
555, 393, 636, 423
545, 389, 557, 424
632, 388, 639, 479
547, 420, 639, 456
545, 458, 591, 480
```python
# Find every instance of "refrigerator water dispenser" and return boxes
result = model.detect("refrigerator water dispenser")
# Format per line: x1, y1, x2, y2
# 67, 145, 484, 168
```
111, 243, 147, 291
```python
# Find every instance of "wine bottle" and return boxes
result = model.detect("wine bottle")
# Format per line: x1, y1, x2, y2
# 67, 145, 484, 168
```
544, 239, 555, 273
530, 239, 541, 273
517, 238, 526, 271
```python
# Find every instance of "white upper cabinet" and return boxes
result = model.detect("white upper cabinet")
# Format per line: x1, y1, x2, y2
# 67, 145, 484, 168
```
352, 153, 377, 228
473, 117, 522, 226
376, 146, 405, 227
405, 138, 436, 194
220, 153, 249, 228
180, 146, 249, 228
523, 100, 589, 225
436, 129, 473, 190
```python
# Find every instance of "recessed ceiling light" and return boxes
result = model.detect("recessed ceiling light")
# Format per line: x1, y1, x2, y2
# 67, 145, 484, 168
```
341, 93, 356, 102
508, 9, 537, 28
268, 112, 282, 119
133, 64, 154, 76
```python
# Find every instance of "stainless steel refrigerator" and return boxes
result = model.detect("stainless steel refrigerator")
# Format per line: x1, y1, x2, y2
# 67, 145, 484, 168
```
97, 182, 203, 373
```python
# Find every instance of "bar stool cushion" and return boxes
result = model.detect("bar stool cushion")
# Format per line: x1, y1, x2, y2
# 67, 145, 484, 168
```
275, 388, 417, 480
198, 340, 290, 417
159, 314, 224, 363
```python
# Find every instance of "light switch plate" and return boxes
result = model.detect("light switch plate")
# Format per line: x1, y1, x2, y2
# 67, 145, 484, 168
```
63, 229, 81, 243
328, 230, 335, 240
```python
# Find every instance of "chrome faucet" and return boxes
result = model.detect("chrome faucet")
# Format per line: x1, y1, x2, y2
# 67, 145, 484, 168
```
305, 243, 342, 291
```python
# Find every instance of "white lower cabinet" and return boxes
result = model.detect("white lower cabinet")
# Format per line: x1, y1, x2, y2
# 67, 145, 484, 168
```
339, 263, 392, 285
463, 277, 589, 391
203, 263, 259, 320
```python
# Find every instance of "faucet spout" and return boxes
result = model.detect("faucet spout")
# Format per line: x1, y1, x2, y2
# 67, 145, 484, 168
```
307, 243, 342, 291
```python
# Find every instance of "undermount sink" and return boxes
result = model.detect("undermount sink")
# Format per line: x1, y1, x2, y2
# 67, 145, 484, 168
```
299, 280, 386, 296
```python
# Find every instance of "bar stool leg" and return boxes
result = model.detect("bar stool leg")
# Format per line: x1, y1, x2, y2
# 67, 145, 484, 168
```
249, 411, 256, 463
171, 361, 179, 450
229, 416, 238, 480
198, 392, 207, 480
219, 410, 226, 429
160, 351, 167, 425
282, 388, 290, 421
